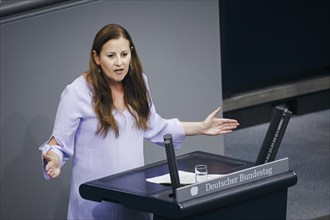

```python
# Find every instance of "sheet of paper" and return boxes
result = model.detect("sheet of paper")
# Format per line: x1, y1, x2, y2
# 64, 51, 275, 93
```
146, 170, 227, 185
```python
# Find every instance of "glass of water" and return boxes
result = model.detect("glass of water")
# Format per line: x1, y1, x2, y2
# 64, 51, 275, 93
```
195, 164, 208, 183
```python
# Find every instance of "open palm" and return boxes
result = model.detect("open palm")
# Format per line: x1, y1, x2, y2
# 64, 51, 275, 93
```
202, 107, 239, 135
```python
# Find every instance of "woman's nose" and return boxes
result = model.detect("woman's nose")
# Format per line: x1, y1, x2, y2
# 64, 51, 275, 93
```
115, 56, 123, 66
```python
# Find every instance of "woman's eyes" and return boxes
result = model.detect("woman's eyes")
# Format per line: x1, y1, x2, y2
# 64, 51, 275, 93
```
107, 52, 129, 59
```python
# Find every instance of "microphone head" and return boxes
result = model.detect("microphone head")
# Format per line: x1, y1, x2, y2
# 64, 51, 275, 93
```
163, 134, 173, 141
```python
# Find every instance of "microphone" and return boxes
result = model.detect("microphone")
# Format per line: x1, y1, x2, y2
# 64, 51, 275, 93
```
163, 134, 181, 197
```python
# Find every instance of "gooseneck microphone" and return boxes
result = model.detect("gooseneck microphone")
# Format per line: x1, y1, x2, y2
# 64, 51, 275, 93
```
163, 134, 181, 198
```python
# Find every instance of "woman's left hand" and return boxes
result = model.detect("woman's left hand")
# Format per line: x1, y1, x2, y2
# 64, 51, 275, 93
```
182, 107, 239, 136
201, 107, 239, 135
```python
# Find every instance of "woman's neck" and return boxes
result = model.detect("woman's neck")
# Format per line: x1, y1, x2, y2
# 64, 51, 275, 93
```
109, 81, 126, 112
109, 81, 123, 90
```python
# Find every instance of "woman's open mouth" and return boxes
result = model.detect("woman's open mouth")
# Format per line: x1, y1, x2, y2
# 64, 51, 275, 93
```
114, 69, 124, 74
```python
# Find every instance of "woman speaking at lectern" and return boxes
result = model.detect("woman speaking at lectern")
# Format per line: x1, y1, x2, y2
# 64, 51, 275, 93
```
39, 24, 239, 220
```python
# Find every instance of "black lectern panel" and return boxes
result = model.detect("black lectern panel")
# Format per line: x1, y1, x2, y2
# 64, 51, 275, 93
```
80, 151, 297, 220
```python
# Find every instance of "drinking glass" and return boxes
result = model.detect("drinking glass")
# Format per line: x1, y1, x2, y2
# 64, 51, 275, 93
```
195, 165, 208, 183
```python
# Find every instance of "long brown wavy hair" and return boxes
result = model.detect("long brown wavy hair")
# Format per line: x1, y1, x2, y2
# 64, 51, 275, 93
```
86, 24, 151, 137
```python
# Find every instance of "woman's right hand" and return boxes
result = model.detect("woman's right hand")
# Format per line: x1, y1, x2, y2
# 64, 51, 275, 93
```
43, 151, 61, 179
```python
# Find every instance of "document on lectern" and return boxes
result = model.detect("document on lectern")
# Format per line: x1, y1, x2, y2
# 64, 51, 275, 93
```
146, 170, 226, 185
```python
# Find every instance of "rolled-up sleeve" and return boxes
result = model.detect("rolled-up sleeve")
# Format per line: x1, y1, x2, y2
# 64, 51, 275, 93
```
39, 143, 65, 180
39, 84, 81, 179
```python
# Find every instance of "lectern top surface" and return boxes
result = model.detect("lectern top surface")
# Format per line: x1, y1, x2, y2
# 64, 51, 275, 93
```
87, 151, 251, 196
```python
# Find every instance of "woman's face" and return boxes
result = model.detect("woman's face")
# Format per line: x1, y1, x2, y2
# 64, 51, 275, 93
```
93, 37, 131, 84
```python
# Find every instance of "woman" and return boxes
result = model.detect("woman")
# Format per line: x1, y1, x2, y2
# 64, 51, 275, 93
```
39, 24, 239, 220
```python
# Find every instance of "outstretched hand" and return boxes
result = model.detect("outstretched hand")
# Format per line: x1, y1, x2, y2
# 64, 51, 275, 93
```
182, 107, 239, 136
201, 107, 239, 135
43, 152, 61, 179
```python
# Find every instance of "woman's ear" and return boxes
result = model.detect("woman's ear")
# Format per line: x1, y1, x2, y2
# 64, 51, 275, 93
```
92, 50, 100, 65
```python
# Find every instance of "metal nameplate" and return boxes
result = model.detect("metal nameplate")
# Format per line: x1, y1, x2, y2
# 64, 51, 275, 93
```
175, 157, 289, 202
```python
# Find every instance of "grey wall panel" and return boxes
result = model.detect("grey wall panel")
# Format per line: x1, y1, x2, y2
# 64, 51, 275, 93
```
0, 1, 222, 219
0, 0, 65, 17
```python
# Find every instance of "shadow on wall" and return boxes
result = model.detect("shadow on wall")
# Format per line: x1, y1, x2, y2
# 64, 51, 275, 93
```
0, 113, 70, 219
